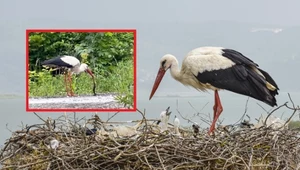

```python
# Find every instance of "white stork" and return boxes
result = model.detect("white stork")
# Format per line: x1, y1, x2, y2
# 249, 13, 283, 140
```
41, 55, 95, 96
159, 109, 172, 132
173, 115, 181, 136
149, 47, 279, 135
47, 139, 59, 150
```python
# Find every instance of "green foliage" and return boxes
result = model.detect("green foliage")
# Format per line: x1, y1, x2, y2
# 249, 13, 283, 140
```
28, 31, 134, 107
28, 32, 134, 72
288, 120, 300, 129
29, 69, 66, 96
28, 60, 133, 100
111, 59, 134, 108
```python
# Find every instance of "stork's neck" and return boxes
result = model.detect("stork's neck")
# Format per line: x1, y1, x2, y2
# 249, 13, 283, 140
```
169, 58, 181, 81
72, 64, 86, 74
175, 126, 180, 135
79, 64, 87, 72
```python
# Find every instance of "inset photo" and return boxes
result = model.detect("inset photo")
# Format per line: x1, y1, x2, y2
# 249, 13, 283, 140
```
26, 29, 136, 112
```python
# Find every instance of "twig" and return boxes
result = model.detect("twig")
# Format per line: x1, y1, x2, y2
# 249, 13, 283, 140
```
233, 97, 249, 126
176, 99, 209, 126
187, 101, 208, 117
106, 112, 120, 122
264, 102, 288, 126
282, 94, 300, 128
1, 104, 300, 169
33, 112, 47, 123
5, 124, 12, 133
256, 103, 269, 114
288, 93, 295, 108
176, 108, 200, 126
155, 145, 166, 170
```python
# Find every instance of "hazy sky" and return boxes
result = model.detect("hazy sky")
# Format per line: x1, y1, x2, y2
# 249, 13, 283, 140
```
0, 0, 300, 94
0, 0, 299, 95
1, 0, 300, 26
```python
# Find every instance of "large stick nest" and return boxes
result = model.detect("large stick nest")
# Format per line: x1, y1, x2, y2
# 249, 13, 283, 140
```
1, 103, 300, 170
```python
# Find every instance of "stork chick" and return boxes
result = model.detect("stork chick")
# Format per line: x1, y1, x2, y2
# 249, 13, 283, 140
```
111, 120, 144, 137
47, 139, 59, 150
159, 109, 172, 132
173, 115, 181, 136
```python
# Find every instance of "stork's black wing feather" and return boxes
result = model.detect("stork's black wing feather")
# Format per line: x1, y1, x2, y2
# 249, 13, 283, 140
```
195, 48, 278, 107
222, 48, 279, 93
221, 49, 258, 67
196, 65, 277, 107
41, 56, 73, 68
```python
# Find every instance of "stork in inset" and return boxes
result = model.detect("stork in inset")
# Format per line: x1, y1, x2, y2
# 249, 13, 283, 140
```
41, 55, 95, 96
149, 47, 279, 135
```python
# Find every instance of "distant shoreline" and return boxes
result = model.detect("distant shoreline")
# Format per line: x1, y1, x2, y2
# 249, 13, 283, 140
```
0, 94, 23, 99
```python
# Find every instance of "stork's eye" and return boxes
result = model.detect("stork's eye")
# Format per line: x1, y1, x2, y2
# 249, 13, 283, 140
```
161, 60, 166, 68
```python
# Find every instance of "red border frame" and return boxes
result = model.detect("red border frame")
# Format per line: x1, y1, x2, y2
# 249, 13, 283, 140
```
26, 29, 137, 112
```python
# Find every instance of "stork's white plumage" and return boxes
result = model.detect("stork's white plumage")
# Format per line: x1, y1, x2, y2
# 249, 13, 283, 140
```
41, 55, 94, 96
112, 120, 143, 137
173, 116, 180, 136
160, 110, 171, 132
96, 121, 143, 139
149, 46, 279, 135
48, 139, 59, 150
174, 116, 180, 127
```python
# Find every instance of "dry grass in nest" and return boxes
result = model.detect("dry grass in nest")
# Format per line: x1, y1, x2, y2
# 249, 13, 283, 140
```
1, 94, 300, 169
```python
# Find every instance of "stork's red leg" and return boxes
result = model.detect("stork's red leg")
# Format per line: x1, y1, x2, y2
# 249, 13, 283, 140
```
68, 72, 74, 96
64, 72, 71, 96
208, 90, 223, 135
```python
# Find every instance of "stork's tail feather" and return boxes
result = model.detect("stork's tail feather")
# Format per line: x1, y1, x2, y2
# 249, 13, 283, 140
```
257, 68, 279, 94
264, 92, 278, 107
41, 61, 47, 65
259, 68, 279, 107
41, 59, 52, 66
248, 69, 278, 107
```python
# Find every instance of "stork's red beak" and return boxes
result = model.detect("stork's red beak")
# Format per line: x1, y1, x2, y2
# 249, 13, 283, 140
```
149, 68, 166, 100
85, 69, 94, 78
